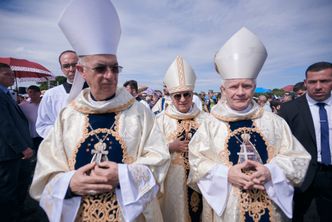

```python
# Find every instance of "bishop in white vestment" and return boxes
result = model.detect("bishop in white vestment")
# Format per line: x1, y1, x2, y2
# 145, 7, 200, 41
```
30, 1, 169, 221
156, 56, 209, 222
188, 27, 311, 222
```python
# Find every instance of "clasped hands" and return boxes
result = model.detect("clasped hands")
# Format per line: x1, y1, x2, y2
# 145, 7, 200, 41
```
228, 160, 271, 190
168, 138, 189, 153
69, 161, 119, 196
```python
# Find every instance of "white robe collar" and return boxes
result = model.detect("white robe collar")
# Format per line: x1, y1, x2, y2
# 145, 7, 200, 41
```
165, 103, 201, 120
70, 87, 135, 114
211, 100, 264, 122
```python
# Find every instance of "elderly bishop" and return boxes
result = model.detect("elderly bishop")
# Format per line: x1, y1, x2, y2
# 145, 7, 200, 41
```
188, 27, 311, 222
29, 0, 170, 221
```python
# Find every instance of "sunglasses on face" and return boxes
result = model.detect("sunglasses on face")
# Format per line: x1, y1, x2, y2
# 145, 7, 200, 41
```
62, 63, 77, 69
84, 64, 123, 74
172, 92, 192, 100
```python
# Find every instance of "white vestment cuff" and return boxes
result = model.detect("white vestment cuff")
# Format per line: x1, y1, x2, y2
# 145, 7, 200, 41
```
265, 162, 294, 218
40, 171, 81, 222
116, 164, 159, 222
197, 164, 230, 216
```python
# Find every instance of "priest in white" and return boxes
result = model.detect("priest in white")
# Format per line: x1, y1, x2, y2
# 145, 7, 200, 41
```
36, 50, 79, 138
156, 56, 209, 222
188, 27, 311, 222
30, 0, 170, 221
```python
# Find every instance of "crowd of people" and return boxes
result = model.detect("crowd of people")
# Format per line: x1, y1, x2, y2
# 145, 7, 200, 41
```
0, 0, 331, 222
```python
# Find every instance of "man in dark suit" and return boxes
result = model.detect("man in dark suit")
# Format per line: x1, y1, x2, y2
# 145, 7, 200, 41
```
0, 63, 34, 221
279, 61, 332, 222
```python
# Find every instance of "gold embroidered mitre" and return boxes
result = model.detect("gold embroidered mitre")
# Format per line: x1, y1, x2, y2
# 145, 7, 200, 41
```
163, 56, 196, 94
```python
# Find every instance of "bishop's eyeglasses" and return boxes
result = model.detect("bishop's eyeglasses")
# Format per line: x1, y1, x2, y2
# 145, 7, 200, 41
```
83, 64, 123, 74
172, 92, 193, 101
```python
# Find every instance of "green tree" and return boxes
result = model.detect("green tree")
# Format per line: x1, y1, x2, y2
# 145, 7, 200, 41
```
38, 76, 67, 90
271, 88, 285, 97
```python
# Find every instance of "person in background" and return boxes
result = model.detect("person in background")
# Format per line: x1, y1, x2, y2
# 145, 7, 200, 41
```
144, 87, 157, 108
19, 85, 43, 152
293, 81, 306, 98
207, 90, 217, 112
282, 92, 293, 103
199, 91, 209, 112
156, 56, 209, 222
270, 99, 282, 114
29, 0, 169, 221
123, 79, 150, 109
257, 94, 272, 112
279, 62, 332, 222
0, 63, 33, 221
150, 90, 162, 109
152, 83, 172, 114
36, 49, 79, 138
188, 27, 310, 222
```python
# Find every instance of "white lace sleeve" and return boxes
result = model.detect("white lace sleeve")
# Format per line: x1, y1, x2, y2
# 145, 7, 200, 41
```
39, 171, 81, 222
197, 164, 230, 216
116, 164, 159, 222
264, 162, 294, 218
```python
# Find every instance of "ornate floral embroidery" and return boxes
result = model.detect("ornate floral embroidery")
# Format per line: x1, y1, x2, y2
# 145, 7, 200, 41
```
221, 123, 276, 221
212, 107, 264, 122
238, 185, 274, 222
70, 97, 136, 114
77, 192, 121, 222
69, 113, 133, 170
171, 119, 199, 170
168, 85, 194, 94
69, 114, 90, 169
220, 125, 274, 167
190, 191, 200, 213
128, 164, 151, 194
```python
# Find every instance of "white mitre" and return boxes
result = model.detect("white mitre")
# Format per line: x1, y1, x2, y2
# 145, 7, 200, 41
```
58, 0, 121, 56
215, 27, 267, 79
58, 0, 121, 103
163, 56, 196, 94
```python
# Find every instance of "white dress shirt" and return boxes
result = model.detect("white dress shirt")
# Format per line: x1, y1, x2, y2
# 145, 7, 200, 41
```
306, 94, 332, 163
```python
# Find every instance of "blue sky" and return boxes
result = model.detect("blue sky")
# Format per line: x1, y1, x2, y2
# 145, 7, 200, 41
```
0, 0, 331, 92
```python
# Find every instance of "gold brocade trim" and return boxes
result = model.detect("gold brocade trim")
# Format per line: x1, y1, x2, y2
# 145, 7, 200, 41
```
111, 114, 134, 164
70, 98, 136, 114
171, 119, 200, 169
190, 191, 200, 213
76, 192, 121, 222
251, 122, 275, 163
219, 122, 276, 222
165, 109, 200, 120
177, 56, 185, 87
238, 186, 274, 222
219, 123, 274, 167
166, 118, 201, 221
69, 113, 133, 170
212, 107, 264, 122
69, 115, 90, 170
183, 166, 191, 222
168, 85, 194, 94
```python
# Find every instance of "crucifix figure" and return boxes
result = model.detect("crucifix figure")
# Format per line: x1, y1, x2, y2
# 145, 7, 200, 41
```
237, 133, 262, 164
91, 141, 109, 164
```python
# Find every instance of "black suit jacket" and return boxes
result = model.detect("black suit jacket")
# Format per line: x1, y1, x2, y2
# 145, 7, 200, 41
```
278, 95, 318, 191
0, 90, 32, 161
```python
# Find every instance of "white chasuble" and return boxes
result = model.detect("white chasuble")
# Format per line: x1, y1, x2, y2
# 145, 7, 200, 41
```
188, 101, 311, 222
156, 104, 209, 222
30, 88, 170, 222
